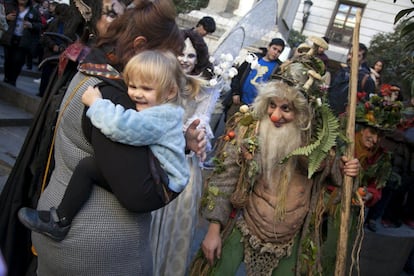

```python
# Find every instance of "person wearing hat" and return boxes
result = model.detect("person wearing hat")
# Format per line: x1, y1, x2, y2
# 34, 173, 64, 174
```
225, 38, 285, 120
321, 93, 402, 274
190, 80, 360, 275
354, 94, 402, 228
315, 36, 330, 69
379, 99, 414, 230
315, 36, 331, 85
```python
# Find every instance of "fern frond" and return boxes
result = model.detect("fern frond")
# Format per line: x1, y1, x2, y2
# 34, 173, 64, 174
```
307, 106, 340, 178
281, 105, 340, 178
307, 145, 329, 178
318, 106, 340, 153
281, 139, 321, 161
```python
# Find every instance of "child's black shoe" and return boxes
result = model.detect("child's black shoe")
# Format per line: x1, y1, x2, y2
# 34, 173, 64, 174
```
18, 207, 70, 241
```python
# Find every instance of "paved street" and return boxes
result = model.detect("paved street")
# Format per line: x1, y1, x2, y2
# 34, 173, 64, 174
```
0, 46, 41, 190
0, 70, 40, 192
0, 104, 30, 191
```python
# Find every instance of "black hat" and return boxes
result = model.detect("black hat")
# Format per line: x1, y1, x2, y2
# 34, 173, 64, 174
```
269, 38, 285, 50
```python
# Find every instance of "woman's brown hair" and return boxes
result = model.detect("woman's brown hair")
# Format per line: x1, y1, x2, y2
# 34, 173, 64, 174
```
96, 0, 184, 68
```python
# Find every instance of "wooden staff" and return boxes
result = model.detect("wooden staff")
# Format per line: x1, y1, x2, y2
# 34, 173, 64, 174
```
334, 10, 361, 276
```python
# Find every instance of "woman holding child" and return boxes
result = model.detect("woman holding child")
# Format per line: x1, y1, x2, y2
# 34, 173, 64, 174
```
30, 1, 205, 275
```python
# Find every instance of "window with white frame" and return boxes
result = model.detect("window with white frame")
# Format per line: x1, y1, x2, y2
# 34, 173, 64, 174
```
326, 1, 364, 47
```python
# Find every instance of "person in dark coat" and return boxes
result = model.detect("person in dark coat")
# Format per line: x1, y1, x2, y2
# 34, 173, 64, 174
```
37, 2, 78, 97
1, 0, 42, 85
0, 1, 118, 275
328, 43, 376, 115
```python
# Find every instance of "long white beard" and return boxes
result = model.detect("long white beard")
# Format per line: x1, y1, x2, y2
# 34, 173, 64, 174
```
258, 118, 303, 187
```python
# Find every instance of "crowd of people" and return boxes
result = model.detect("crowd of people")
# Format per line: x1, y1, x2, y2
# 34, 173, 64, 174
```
0, 0, 413, 276
0, 0, 72, 87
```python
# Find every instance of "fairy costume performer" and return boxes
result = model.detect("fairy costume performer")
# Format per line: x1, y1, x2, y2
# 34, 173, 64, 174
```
150, 29, 218, 276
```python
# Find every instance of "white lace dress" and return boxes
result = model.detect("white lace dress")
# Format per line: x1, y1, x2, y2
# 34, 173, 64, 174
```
150, 85, 220, 276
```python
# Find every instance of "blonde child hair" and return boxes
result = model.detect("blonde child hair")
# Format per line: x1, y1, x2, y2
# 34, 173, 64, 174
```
123, 50, 202, 105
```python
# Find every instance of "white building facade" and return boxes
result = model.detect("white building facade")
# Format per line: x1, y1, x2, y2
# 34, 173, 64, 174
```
291, 0, 413, 62
178, 0, 413, 63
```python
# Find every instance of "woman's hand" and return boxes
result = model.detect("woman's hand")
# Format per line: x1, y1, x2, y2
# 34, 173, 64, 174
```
201, 222, 222, 265
82, 86, 103, 107
341, 156, 360, 177
185, 119, 207, 161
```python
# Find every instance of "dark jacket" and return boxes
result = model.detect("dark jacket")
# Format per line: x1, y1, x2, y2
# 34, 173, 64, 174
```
79, 48, 171, 211
40, 4, 80, 60
0, 42, 88, 276
0, 6, 89, 272
328, 64, 376, 115
1, 2, 42, 50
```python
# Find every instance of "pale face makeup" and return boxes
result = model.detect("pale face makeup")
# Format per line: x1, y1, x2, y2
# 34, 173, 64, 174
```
96, 0, 125, 36
178, 38, 197, 74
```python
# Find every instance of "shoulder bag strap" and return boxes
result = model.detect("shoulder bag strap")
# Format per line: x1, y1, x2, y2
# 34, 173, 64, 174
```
40, 76, 90, 192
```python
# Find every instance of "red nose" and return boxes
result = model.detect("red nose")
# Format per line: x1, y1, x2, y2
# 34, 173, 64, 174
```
270, 114, 279, 122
